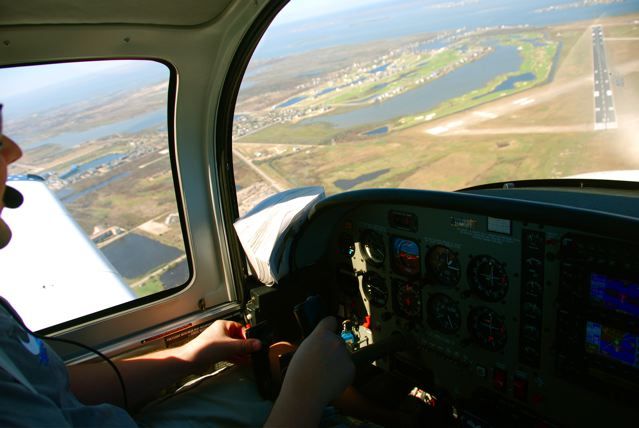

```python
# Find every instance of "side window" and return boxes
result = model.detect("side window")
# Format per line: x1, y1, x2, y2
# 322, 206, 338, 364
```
0, 60, 190, 330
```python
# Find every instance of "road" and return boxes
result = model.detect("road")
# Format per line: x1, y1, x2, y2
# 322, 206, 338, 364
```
233, 147, 286, 192
591, 25, 617, 130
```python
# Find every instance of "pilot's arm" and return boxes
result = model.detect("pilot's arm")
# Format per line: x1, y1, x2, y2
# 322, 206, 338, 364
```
67, 319, 261, 409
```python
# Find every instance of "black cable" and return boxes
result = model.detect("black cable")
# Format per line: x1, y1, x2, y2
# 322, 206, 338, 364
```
0, 297, 129, 411
40, 335, 129, 411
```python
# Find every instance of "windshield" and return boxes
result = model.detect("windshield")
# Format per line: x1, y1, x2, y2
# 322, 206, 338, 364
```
233, 0, 639, 215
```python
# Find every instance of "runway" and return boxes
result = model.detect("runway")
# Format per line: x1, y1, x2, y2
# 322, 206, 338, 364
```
592, 25, 617, 130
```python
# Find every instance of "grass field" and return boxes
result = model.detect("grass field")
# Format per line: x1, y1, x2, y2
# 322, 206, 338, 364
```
240, 122, 340, 145
66, 152, 180, 234
265, 129, 638, 195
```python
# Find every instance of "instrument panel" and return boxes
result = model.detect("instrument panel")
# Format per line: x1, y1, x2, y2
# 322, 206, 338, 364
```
314, 198, 639, 427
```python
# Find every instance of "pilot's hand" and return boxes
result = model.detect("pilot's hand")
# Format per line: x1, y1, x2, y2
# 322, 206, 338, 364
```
266, 316, 355, 427
288, 316, 355, 402
183, 320, 261, 367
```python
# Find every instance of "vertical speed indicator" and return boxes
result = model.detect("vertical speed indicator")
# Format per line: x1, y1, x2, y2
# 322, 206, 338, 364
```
427, 293, 461, 333
426, 245, 461, 286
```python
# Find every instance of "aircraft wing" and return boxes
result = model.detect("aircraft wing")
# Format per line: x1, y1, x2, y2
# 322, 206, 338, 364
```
0, 177, 135, 331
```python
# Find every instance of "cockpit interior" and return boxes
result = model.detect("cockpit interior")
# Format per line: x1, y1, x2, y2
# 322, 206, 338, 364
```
1, 0, 638, 426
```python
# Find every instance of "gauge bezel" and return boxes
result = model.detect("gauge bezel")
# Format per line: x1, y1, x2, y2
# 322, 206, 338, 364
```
467, 255, 509, 302
393, 279, 423, 320
426, 245, 462, 286
467, 306, 507, 351
390, 235, 421, 277
363, 271, 389, 308
427, 293, 462, 334
360, 229, 386, 266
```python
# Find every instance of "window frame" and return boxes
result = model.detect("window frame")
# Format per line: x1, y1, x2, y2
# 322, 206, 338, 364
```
216, 0, 290, 306
0, 58, 196, 335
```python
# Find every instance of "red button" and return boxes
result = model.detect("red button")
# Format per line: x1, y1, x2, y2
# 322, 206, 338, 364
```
363, 315, 371, 329
493, 368, 507, 391
513, 378, 528, 401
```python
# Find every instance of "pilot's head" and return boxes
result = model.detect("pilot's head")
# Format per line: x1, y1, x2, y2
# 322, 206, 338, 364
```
0, 104, 24, 249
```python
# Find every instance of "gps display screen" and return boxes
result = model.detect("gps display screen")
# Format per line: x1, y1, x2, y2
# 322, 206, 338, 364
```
590, 273, 639, 317
585, 321, 639, 369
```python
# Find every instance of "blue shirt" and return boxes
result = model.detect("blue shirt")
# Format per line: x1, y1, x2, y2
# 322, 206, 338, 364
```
0, 299, 136, 427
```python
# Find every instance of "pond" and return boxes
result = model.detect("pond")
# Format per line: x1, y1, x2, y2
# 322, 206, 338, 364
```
160, 259, 190, 289
369, 63, 389, 74
101, 233, 183, 280
477, 72, 536, 98
364, 126, 389, 136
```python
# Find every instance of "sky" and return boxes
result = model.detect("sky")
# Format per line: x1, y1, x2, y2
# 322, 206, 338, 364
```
0, 1, 394, 99
272, 0, 393, 25
0, 60, 137, 99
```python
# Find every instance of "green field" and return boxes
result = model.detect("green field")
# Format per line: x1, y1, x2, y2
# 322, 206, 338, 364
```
240, 122, 340, 145
263, 130, 636, 195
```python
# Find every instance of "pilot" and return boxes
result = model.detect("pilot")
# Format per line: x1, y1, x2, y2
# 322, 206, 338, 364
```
0, 103, 355, 427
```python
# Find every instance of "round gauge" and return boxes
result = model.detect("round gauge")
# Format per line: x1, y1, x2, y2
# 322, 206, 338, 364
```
426, 245, 461, 286
363, 272, 388, 308
361, 230, 385, 265
467, 255, 509, 301
391, 237, 420, 276
395, 281, 422, 319
427, 293, 461, 333
468, 307, 507, 351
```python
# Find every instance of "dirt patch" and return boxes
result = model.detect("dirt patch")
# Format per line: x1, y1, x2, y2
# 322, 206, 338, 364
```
138, 220, 169, 236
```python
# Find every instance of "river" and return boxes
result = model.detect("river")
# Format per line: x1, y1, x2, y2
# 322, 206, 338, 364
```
31, 108, 165, 150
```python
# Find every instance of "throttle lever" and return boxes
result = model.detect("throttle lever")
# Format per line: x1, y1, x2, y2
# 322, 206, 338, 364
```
246, 321, 276, 400
293, 295, 327, 338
